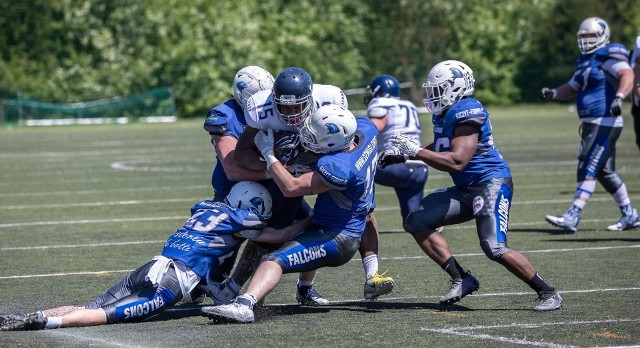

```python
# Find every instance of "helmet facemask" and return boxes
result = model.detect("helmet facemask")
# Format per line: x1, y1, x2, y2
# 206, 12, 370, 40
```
274, 93, 314, 127
577, 17, 610, 55
422, 60, 474, 115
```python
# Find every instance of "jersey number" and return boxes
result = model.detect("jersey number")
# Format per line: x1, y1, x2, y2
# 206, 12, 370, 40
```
399, 104, 421, 129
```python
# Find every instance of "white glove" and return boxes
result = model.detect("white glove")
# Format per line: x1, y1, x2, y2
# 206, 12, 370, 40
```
254, 129, 278, 168
390, 134, 422, 157
610, 94, 624, 117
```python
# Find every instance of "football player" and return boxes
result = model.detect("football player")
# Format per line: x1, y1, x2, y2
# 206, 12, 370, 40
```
630, 32, 640, 152
540, 17, 640, 232
0, 182, 310, 331
385, 60, 563, 311
233, 67, 395, 301
201, 105, 379, 323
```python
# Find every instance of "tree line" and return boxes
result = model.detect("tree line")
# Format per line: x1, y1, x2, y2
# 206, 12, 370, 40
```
1, 0, 639, 118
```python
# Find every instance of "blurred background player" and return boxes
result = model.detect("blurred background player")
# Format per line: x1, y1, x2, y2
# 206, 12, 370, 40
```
233, 66, 394, 301
386, 60, 563, 311
365, 74, 428, 226
201, 105, 379, 323
630, 32, 640, 152
540, 17, 639, 232
0, 181, 310, 331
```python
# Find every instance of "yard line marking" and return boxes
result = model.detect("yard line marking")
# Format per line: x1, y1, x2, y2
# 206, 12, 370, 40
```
46, 330, 142, 348
0, 216, 185, 228
420, 318, 640, 348
0, 185, 209, 198
3, 198, 198, 210
1, 240, 164, 251
0, 270, 134, 279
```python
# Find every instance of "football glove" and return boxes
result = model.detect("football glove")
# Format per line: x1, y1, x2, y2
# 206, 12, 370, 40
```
539, 87, 556, 101
610, 94, 624, 117
254, 129, 278, 168
390, 134, 422, 157
378, 149, 406, 169
274, 131, 301, 165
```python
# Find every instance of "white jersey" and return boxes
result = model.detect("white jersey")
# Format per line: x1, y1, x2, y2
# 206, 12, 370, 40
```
245, 84, 348, 131
367, 96, 422, 153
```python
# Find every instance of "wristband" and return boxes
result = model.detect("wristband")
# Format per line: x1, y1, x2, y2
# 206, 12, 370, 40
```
615, 92, 625, 99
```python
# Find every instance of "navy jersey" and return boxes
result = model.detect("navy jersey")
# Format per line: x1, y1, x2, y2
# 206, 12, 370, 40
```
312, 117, 378, 237
203, 99, 247, 196
432, 98, 511, 187
570, 43, 630, 121
161, 200, 266, 279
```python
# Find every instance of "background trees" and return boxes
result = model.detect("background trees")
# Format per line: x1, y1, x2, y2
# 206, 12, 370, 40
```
1, 0, 639, 117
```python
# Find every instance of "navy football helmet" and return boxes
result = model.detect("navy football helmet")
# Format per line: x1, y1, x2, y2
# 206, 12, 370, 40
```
364, 74, 400, 106
273, 67, 314, 127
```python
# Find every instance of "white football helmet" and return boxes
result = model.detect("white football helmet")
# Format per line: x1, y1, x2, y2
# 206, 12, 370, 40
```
577, 17, 610, 55
225, 181, 272, 220
233, 66, 275, 111
299, 104, 357, 153
422, 60, 475, 115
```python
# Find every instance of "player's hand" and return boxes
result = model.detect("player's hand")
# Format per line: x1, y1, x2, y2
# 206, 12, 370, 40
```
254, 129, 277, 168
610, 95, 624, 117
378, 150, 406, 169
390, 134, 422, 157
539, 87, 556, 101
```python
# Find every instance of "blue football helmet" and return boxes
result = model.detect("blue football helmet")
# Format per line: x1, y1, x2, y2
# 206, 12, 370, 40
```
273, 67, 314, 127
364, 74, 400, 106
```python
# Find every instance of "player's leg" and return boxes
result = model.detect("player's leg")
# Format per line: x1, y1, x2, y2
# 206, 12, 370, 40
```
360, 211, 394, 300
404, 186, 478, 305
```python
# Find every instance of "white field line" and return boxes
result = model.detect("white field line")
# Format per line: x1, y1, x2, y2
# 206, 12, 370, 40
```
420, 318, 640, 348
2, 244, 639, 277
45, 330, 145, 348
0, 185, 209, 198
0, 216, 185, 228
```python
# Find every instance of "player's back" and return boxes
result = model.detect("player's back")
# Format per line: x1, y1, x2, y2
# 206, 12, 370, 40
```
161, 200, 265, 278
368, 97, 420, 153
312, 117, 378, 237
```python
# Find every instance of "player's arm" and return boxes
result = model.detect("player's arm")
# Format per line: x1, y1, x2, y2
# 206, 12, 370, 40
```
251, 216, 313, 243
635, 58, 640, 98
616, 67, 634, 97
214, 135, 269, 181
269, 162, 331, 197
412, 124, 478, 172
234, 126, 267, 171
541, 83, 576, 101
367, 104, 388, 132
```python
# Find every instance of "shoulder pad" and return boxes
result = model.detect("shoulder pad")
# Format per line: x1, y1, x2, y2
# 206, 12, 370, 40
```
203, 109, 228, 135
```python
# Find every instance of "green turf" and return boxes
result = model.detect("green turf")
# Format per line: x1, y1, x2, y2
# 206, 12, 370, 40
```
1, 104, 639, 347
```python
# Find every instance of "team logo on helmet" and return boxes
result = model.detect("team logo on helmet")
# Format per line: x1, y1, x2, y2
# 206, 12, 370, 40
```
450, 67, 463, 78
249, 197, 266, 215
325, 123, 340, 134
236, 81, 247, 92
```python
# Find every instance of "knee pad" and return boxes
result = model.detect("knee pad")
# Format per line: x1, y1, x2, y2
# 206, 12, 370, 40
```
480, 240, 508, 261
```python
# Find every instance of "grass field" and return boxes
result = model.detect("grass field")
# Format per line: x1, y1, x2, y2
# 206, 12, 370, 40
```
1, 104, 639, 347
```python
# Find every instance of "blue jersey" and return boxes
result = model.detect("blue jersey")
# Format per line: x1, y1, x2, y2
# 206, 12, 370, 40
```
161, 200, 266, 278
570, 43, 630, 119
432, 98, 511, 187
203, 99, 246, 196
312, 117, 378, 237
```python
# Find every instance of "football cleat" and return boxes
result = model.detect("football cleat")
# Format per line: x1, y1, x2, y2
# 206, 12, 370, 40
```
0, 311, 47, 331
201, 279, 239, 305
364, 272, 395, 301
607, 209, 640, 231
200, 296, 255, 324
545, 211, 580, 233
533, 289, 563, 311
296, 286, 330, 306
439, 271, 480, 306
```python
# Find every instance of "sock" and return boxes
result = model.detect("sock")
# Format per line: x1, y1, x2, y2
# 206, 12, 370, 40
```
362, 254, 379, 280
527, 272, 553, 294
297, 278, 314, 288
453, 258, 467, 276
236, 293, 257, 309
44, 316, 62, 329
611, 183, 631, 207
441, 257, 461, 281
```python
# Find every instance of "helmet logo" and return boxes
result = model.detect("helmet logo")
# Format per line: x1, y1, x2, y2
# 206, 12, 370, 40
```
249, 197, 265, 216
236, 81, 247, 92
450, 67, 463, 78
279, 95, 296, 104
325, 123, 340, 134
596, 21, 606, 34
